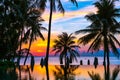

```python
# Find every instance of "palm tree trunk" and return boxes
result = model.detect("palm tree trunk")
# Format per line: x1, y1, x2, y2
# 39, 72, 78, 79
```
17, 28, 23, 65
64, 55, 67, 80
107, 52, 110, 66
27, 65, 32, 80
45, 0, 53, 80
24, 34, 33, 65
103, 52, 107, 80
17, 32, 23, 80
106, 52, 110, 80
103, 51, 106, 66
18, 66, 21, 80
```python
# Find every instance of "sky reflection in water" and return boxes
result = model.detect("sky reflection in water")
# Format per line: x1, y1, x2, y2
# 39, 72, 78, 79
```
17, 65, 120, 80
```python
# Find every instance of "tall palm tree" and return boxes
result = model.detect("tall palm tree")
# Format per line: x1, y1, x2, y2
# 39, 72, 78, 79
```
75, 0, 120, 79
23, 9, 47, 65
75, 17, 120, 80
75, 0, 120, 66
52, 32, 80, 65
37, 1, 78, 80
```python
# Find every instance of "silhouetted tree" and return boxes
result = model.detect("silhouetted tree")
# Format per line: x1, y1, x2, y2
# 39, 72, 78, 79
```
53, 65, 79, 80
76, 1, 120, 79
23, 9, 47, 65
0, 0, 46, 63
75, 0, 120, 78
88, 66, 120, 80
37, 0, 78, 79
53, 32, 80, 65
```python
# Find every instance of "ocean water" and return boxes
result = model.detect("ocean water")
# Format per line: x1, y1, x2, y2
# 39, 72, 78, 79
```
17, 56, 120, 65
7, 57, 120, 80
17, 65, 120, 80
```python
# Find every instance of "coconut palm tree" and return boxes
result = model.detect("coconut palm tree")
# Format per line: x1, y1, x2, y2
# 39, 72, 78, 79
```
53, 65, 79, 80
37, 1, 78, 79
52, 32, 80, 65
75, 17, 120, 80
88, 66, 120, 80
75, 0, 120, 79
23, 9, 47, 65
52, 33, 79, 80
75, 0, 120, 67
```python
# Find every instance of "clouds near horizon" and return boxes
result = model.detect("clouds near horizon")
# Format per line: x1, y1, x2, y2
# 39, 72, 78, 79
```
29, 0, 120, 56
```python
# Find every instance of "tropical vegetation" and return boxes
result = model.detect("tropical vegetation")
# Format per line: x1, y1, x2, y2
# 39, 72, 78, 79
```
52, 32, 80, 65
37, 0, 78, 79
53, 65, 79, 80
0, 0, 120, 80
88, 66, 120, 80
75, 0, 120, 79
0, 0, 46, 64
75, 0, 120, 66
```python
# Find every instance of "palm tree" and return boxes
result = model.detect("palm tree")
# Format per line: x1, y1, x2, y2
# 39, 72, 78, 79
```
88, 71, 101, 80
37, 1, 78, 80
52, 32, 80, 65
75, 0, 120, 79
88, 66, 120, 80
75, 17, 120, 80
52, 32, 80, 79
75, 0, 120, 67
23, 9, 47, 65
53, 65, 79, 80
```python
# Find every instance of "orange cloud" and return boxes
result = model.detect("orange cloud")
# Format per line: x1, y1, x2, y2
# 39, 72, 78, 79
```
22, 33, 58, 56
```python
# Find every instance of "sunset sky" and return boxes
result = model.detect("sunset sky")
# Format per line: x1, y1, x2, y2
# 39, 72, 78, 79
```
23, 0, 120, 56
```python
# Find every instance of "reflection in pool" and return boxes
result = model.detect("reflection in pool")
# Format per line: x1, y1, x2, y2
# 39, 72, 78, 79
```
1, 64, 120, 80
14, 65, 120, 80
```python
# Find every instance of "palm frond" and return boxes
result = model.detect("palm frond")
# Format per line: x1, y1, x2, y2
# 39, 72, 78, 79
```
53, 32, 79, 64
68, 41, 75, 46
92, 37, 102, 51
110, 33, 120, 47
57, 0, 65, 13
111, 66, 120, 80
69, 45, 80, 48
78, 32, 99, 45
75, 29, 100, 34
39, 26, 47, 31
109, 36, 119, 57
54, 50, 61, 56
88, 71, 101, 80
37, 29, 45, 40
52, 0, 56, 12
85, 13, 99, 22
39, 0, 47, 11
87, 33, 102, 52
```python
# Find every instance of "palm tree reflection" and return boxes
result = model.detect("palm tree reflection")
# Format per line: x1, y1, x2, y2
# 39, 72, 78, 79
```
53, 65, 79, 80
17, 65, 36, 80
88, 66, 120, 80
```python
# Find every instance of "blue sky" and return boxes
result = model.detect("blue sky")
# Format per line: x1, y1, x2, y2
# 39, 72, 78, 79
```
42, 0, 120, 35
27, 0, 120, 56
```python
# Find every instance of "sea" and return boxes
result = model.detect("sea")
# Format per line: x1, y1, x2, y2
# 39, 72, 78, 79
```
16, 56, 120, 65
12, 57, 120, 80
